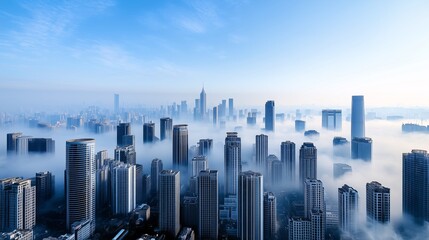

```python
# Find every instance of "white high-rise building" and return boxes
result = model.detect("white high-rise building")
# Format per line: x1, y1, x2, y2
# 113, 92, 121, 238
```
238, 171, 263, 240
0, 178, 36, 232
338, 184, 359, 234
111, 163, 136, 215
159, 170, 181, 238
198, 170, 218, 240
66, 139, 96, 234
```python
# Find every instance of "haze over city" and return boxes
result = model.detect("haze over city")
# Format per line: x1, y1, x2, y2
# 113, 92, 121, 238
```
1, 1, 429, 240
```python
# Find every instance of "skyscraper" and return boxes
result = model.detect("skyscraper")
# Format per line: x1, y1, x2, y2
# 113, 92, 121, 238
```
173, 125, 188, 173
35, 172, 55, 215
213, 106, 218, 126
366, 181, 390, 224
295, 120, 306, 132
198, 170, 218, 240
304, 178, 325, 240
66, 139, 96, 233
338, 184, 359, 234
192, 155, 208, 177
255, 134, 268, 168
238, 171, 263, 240
299, 143, 317, 188
151, 158, 163, 195
198, 139, 213, 156
265, 100, 275, 131
263, 192, 277, 240
160, 117, 173, 141
228, 98, 234, 118
224, 132, 241, 196
322, 109, 342, 131
114, 145, 136, 165
402, 150, 429, 223
351, 95, 365, 139
0, 178, 36, 232
288, 217, 311, 240
333, 137, 350, 159
333, 163, 352, 179
111, 163, 136, 215
117, 123, 131, 147
15, 136, 31, 155
281, 141, 296, 184
6, 132, 22, 154
200, 87, 206, 120
143, 122, 156, 143
159, 170, 181, 238
114, 93, 119, 114
351, 137, 372, 161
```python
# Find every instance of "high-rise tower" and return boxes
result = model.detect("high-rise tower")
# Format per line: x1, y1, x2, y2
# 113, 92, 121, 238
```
198, 170, 218, 240
265, 100, 275, 131
366, 181, 390, 224
338, 184, 359, 233
160, 117, 173, 141
173, 125, 188, 173
281, 141, 296, 184
224, 132, 241, 196
66, 139, 96, 233
159, 170, 181, 238
299, 143, 317, 189
351, 96, 365, 139
255, 134, 268, 168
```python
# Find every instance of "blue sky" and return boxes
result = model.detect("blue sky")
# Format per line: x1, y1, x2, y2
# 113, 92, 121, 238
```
1, 0, 429, 109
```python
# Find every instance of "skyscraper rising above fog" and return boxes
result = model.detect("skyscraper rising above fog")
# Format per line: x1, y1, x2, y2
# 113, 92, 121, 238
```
366, 181, 390, 224
66, 139, 96, 234
299, 143, 317, 188
338, 184, 359, 234
111, 163, 136, 215
143, 122, 156, 143
265, 100, 275, 131
351, 96, 365, 139
160, 117, 173, 141
198, 170, 219, 240
200, 87, 206, 120
6, 132, 22, 154
351, 137, 372, 161
151, 158, 163, 195
238, 171, 263, 240
402, 150, 429, 223
117, 123, 131, 147
281, 141, 296, 184
256, 134, 268, 168
159, 170, 181, 238
322, 109, 342, 131
173, 125, 188, 173
229, 98, 234, 118
224, 132, 241, 196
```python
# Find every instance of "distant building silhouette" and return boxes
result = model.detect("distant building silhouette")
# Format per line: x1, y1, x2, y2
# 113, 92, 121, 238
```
6, 133, 22, 154
333, 163, 352, 179
265, 101, 275, 131
322, 109, 342, 131
295, 120, 306, 132
198, 139, 213, 156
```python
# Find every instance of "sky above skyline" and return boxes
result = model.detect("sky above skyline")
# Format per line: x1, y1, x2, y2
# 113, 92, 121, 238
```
1, 0, 429, 109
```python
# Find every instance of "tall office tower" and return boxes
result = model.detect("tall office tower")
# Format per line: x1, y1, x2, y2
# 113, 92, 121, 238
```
351, 137, 372, 161
213, 106, 218, 126
117, 123, 131, 147
295, 120, 306, 132
265, 100, 275, 131
268, 157, 283, 189
15, 136, 31, 155
114, 93, 119, 114
333, 163, 352, 179
143, 122, 156, 143
299, 143, 317, 189
135, 164, 143, 204
200, 87, 206, 120
96, 165, 109, 212
224, 132, 241, 196
247, 112, 257, 126
111, 163, 136, 215
192, 155, 208, 177
66, 139, 96, 233
255, 134, 268, 169
159, 170, 181, 238
198, 170, 219, 240
198, 139, 213, 156
27, 138, 55, 153
173, 125, 188, 174
6, 132, 22, 154
194, 99, 200, 120
35, 172, 55, 214
322, 109, 342, 131
0, 178, 36, 232
151, 158, 163, 195
403, 150, 429, 223
180, 100, 188, 117
96, 150, 108, 170
221, 100, 227, 119
366, 181, 390, 224
264, 192, 277, 240
333, 137, 350, 158
288, 217, 311, 240
281, 141, 296, 184
338, 185, 359, 234
114, 145, 136, 165
304, 179, 325, 240
228, 98, 234, 118
351, 95, 365, 139
182, 196, 198, 230
160, 117, 173, 141
238, 171, 263, 240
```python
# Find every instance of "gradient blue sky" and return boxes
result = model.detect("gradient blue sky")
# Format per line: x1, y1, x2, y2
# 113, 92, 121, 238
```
1, 0, 428, 109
